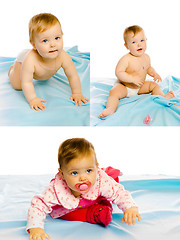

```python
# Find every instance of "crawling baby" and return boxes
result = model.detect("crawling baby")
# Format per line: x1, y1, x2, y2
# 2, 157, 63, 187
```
9, 13, 88, 111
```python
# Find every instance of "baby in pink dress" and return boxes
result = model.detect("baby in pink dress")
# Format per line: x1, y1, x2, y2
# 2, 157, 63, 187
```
27, 138, 141, 240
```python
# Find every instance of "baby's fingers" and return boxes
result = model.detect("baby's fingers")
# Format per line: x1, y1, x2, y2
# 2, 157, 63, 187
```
81, 97, 89, 104
74, 99, 78, 106
132, 213, 137, 225
122, 213, 128, 224
70, 96, 77, 105
31, 105, 40, 112
40, 98, 46, 103
77, 100, 82, 106
122, 213, 132, 225
38, 103, 46, 111
43, 233, 50, 240
32, 104, 46, 111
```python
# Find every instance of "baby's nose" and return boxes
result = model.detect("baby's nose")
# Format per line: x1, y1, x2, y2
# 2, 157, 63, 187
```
79, 174, 87, 181
50, 40, 56, 47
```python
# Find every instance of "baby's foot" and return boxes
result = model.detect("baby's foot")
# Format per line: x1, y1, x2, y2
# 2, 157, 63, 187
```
99, 107, 115, 118
164, 91, 175, 99
96, 206, 112, 226
87, 203, 113, 226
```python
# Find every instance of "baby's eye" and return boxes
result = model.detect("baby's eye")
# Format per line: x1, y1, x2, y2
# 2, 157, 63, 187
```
71, 171, 78, 176
55, 37, 60, 40
132, 41, 136, 44
141, 39, 144, 42
87, 169, 92, 174
42, 39, 48, 43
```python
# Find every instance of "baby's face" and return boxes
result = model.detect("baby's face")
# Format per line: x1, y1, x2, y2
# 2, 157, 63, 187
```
125, 30, 147, 57
59, 153, 98, 197
32, 22, 63, 59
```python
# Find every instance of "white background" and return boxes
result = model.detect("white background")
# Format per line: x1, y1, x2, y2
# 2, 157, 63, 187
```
1, 0, 180, 79
0, 0, 180, 176
0, 127, 179, 176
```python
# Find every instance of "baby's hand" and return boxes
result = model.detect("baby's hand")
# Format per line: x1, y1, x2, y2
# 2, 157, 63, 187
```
153, 73, 162, 82
133, 77, 144, 88
29, 97, 46, 111
122, 207, 141, 226
70, 93, 89, 106
29, 228, 50, 240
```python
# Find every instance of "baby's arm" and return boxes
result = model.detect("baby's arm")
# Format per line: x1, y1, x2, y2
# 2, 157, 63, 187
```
21, 58, 46, 111
115, 56, 144, 87
146, 55, 162, 82
27, 181, 58, 238
61, 51, 89, 106
147, 66, 162, 82
29, 228, 50, 240
100, 169, 141, 225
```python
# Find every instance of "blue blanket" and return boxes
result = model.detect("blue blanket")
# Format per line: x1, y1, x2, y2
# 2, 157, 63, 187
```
91, 76, 180, 126
0, 46, 90, 126
0, 174, 179, 240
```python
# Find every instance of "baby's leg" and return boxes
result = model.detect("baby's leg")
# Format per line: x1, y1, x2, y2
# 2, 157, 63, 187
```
61, 198, 112, 226
61, 208, 88, 222
99, 83, 127, 118
8, 61, 22, 90
138, 81, 175, 99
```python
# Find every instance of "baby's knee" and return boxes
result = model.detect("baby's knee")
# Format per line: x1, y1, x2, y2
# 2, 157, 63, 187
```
14, 86, 22, 91
149, 81, 159, 91
109, 87, 118, 97
9, 77, 22, 90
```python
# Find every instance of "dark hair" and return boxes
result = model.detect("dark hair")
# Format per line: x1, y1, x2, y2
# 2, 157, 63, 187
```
58, 138, 97, 168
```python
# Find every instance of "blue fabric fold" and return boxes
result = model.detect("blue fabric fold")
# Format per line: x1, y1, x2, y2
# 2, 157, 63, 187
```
0, 174, 179, 240
0, 46, 90, 126
91, 76, 180, 126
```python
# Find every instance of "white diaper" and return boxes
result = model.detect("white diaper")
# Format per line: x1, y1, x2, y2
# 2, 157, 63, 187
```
126, 87, 139, 97
16, 49, 31, 63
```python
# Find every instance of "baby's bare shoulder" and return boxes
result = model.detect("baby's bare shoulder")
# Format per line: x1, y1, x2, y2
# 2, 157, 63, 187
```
61, 50, 74, 68
120, 53, 130, 61
22, 50, 36, 70
60, 50, 71, 61
116, 54, 129, 69
144, 53, 151, 62
117, 54, 129, 66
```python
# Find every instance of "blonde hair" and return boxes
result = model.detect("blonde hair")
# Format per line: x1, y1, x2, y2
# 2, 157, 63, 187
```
124, 25, 143, 44
58, 138, 98, 169
29, 13, 63, 43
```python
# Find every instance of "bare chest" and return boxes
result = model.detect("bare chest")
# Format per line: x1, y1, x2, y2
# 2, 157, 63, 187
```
126, 57, 150, 74
33, 60, 62, 80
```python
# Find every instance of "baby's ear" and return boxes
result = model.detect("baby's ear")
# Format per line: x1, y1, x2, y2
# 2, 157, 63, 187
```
124, 43, 128, 49
58, 168, 64, 180
30, 41, 37, 50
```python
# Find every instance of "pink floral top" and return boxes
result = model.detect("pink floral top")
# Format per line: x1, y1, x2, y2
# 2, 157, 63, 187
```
27, 168, 136, 231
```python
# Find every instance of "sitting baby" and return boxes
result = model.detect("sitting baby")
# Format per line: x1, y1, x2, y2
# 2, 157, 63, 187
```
99, 25, 174, 118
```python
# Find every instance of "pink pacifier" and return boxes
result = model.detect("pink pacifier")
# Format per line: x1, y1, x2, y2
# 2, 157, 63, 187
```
143, 115, 152, 125
79, 184, 89, 191
75, 181, 91, 192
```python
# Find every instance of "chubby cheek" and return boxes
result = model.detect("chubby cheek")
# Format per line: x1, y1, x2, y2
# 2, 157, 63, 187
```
35, 43, 48, 55
130, 45, 137, 52
89, 173, 97, 187
65, 177, 77, 190
58, 42, 63, 53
